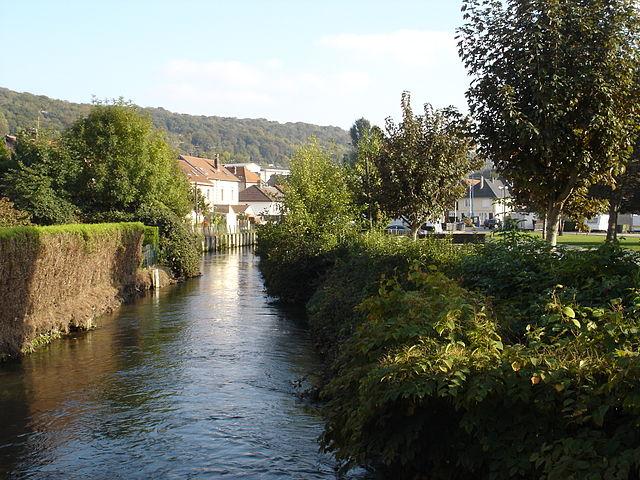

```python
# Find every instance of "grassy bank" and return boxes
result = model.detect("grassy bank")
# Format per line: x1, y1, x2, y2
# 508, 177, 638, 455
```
258, 230, 640, 479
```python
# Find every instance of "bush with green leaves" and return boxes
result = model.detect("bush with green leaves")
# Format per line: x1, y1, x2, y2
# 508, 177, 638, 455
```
136, 203, 200, 279
320, 256, 640, 479
257, 139, 358, 303
307, 231, 469, 360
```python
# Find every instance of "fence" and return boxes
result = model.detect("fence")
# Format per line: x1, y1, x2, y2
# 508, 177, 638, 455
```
201, 231, 257, 252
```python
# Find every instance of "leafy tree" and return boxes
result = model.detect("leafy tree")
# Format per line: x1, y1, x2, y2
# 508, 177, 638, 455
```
257, 139, 357, 303
347, 125, 385, 228
374, 92, 478, 239
1, 131, 78, 225
65, 101, 191, 218
591, 143, 640, 240
282, 139, 356, 245
2, 164, 78, 225
0, 111, 9, 136
0, 197, 31, 226
458, 0, 640, 245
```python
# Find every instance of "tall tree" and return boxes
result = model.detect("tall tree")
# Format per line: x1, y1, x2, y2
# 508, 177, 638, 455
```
348, 125, 384, 228
65, 101, 191, 218
374, 92, 478, 239
1, 131, 79, 225
458, 0, 640, 245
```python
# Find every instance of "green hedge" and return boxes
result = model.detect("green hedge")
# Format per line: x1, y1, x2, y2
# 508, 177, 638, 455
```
0, 222, 145, 241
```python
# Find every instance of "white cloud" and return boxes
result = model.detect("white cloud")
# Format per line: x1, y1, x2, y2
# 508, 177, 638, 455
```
147, 29, 468, 128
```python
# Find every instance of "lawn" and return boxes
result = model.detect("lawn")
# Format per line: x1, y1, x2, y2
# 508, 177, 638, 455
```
525, 231, 640, 250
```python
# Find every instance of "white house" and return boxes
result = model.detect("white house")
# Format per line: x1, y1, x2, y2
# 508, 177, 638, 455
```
261, 166, 290, 184
454, 176, 511, 226
239, 185, 284, 222
177, 154, 241, 224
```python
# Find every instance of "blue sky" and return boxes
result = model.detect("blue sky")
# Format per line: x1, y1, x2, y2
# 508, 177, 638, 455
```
0, 0, 469, 129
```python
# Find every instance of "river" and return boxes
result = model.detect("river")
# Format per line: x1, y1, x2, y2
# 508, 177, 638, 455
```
0, 250, 359, 479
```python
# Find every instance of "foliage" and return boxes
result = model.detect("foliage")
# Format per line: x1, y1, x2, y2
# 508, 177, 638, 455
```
458, 0, 640, 245
320, 238, 640, 478
257, 139, 357, 303
136, 203, 200, 279
374, 92, 478, 238
346, 124, 386, 227
307, 231, 470, 360
143, 226, 159, 248
0, 197, 31, 227
1, 131, 79, 225
65, 101, 191, 218
0, 86, 350, 166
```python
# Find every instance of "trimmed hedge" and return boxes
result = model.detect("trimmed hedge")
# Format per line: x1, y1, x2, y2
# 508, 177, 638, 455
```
0, 222, 145, 358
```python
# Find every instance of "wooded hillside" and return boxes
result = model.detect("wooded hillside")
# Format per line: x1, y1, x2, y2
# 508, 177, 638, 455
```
0, 87, 351, 166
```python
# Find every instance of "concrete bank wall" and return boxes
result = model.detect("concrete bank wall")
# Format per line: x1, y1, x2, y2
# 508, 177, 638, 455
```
0, 223, 145, 358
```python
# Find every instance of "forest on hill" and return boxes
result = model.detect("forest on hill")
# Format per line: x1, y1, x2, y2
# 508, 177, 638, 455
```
0, 87, 351, 166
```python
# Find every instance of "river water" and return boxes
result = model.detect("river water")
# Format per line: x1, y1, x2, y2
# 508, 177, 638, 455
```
0, 250, 355, 479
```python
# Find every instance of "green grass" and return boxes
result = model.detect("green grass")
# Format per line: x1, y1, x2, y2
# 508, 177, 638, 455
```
497, 231, 640, 250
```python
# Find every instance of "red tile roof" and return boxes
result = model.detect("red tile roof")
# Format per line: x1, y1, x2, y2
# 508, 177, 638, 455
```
225, 165, 261, 185
178, 155, 240, 184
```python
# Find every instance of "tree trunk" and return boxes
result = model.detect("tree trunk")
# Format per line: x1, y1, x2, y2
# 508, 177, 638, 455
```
606, 199, 619, 242
545, 205, 562, 247
541, 215, 547, 240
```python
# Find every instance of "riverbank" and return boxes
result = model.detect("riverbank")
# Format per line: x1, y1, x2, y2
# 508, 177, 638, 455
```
258, 230, 640, 479
0, 223, 160, 359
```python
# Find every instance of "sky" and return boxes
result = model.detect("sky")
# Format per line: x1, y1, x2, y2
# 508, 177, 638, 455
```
0, 0, 470, 129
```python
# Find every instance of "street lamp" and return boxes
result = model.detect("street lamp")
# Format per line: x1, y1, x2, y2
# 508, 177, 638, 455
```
498, 185, 506, 225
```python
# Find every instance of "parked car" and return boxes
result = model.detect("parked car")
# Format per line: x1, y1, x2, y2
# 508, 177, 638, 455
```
483, 218, 502, 229
386, 224, 410, 235
418, 222, 443, 237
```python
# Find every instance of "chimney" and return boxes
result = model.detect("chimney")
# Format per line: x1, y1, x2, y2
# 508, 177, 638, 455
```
214, 153, 220, 170
480, 176, 484, 189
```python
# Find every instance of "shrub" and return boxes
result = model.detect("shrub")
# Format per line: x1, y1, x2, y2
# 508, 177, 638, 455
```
320, 263, 640, 479
136, 203, 200, 279
0, 197, 31, 227
307, 231, 469, 359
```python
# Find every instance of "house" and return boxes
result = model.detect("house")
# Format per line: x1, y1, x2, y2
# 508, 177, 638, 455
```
178, 154, 240, 205
239, 185, 284, 222
261, 166, 290, 184
225, 165, 261, 191
454, 176, 511, 226
224, 162, 261, 175
177, 154, 241, 225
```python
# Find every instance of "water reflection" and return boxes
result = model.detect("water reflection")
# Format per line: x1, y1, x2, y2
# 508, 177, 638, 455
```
0, 250, 348, 479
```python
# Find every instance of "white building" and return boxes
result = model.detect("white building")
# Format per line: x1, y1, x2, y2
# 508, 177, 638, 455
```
261, 166, 290, 184
454, 176, 511, 226
177, 154, 241, 224
239, 185, 284, 222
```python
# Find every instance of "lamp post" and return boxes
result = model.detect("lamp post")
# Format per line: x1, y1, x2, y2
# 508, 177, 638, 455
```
498, 185, 506, 226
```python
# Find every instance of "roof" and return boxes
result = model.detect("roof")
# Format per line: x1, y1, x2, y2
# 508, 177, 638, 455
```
469, 177, 509, 199
239, 185, 284, 203
178, 154, 240, 184
225, 165, 261, 185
